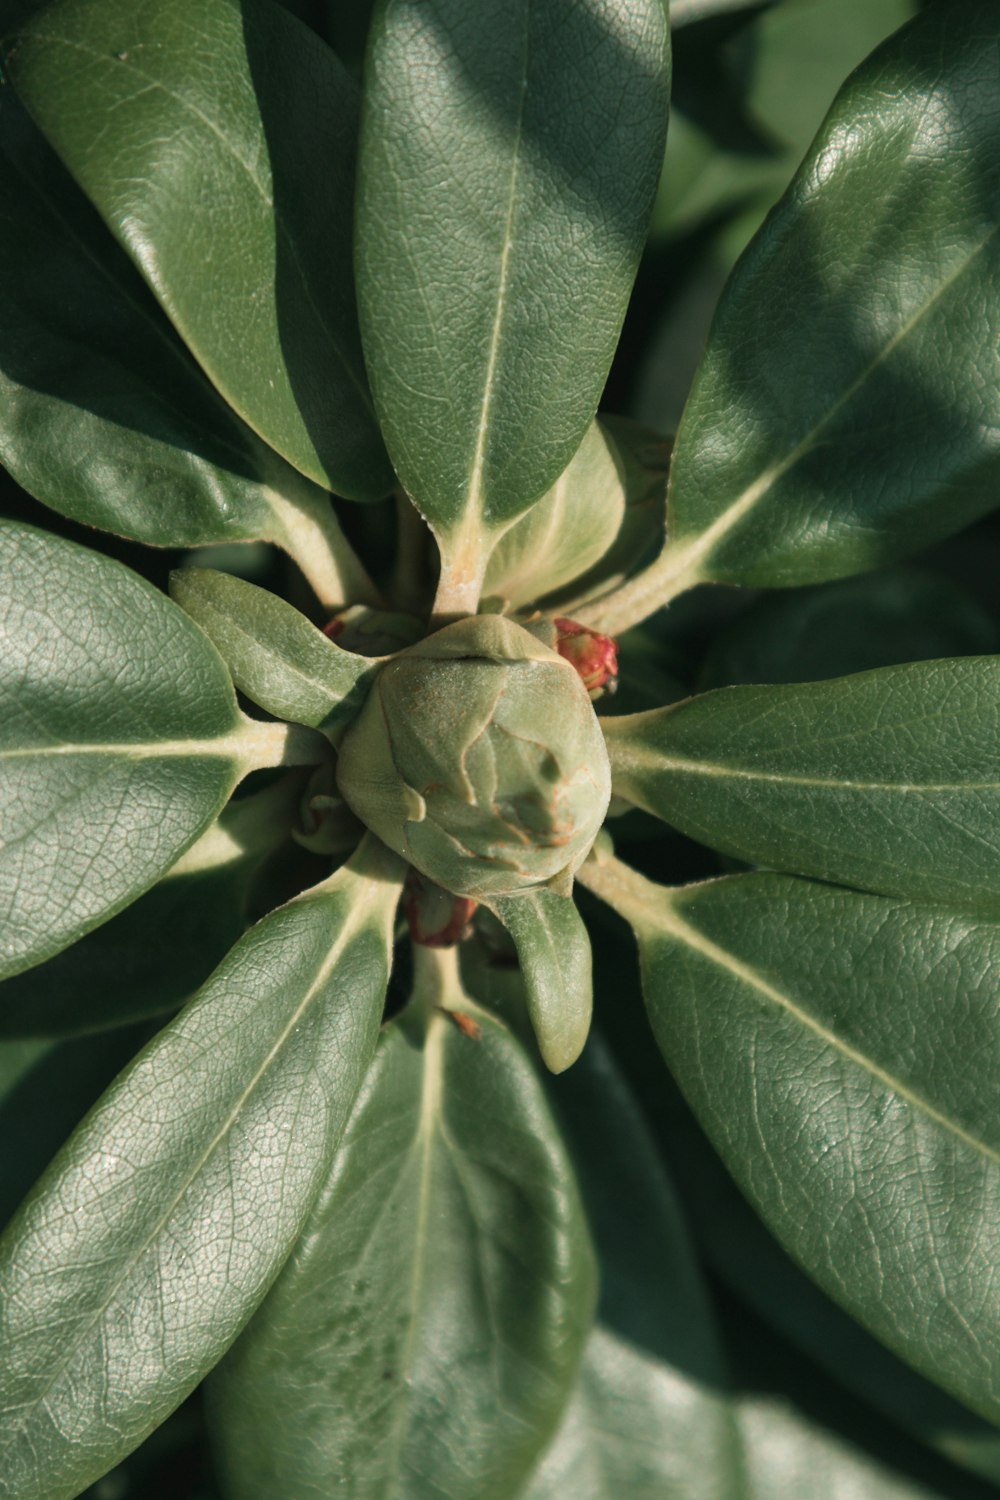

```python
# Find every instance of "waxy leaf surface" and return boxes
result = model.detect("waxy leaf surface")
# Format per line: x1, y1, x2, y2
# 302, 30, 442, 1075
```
171, 569, 378, 743
209, 1008, 596, 1499
3, 0, 391, 498
600, 862, 1000, 1423
0, 524, 269, 980
0, 89, 343, 551
604, 657, 1000, 910
356, 0, 669, 558
665, 1, 1000, 587
0, 843, 402, 1500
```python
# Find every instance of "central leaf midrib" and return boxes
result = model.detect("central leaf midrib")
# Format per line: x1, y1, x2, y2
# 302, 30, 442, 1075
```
663, 899, 1000, 1167
623, 745, 1000, 796
670, 224, 999, 572
380, 1016, 447, 1498
464, 3, 531, 530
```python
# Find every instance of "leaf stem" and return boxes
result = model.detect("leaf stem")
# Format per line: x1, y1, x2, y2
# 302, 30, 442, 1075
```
237, 715, 332, 775
576, 841, 668, 931
431, 522, 491, 621
572, 539, 703, 636
265, 480, 383, 613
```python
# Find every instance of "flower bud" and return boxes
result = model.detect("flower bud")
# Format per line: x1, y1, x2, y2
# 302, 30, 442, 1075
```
336, 616, 611, 898
554, 617, 618, 697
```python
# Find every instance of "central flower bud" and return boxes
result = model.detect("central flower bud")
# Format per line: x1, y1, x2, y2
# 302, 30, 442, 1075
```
336, 616, 611, 898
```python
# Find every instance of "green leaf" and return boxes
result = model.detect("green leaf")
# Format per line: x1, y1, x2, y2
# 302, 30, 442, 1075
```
698, 568, 997, 689
0, 778, 298, 1038
603, 657, 1000, 910
207, 966, 596, 1499
0, 523, 301, 982
581, 854, 1000, 1424
661, 1, 1000, 590
356, 0, 670, 597
170, 569, 378, 743
2, 0, 392, 500
0, 89, 365, 577
0, 838, 403, 1500
487, 888, 593, 1074
670, 0, 778, 24
482, 421, 627, 610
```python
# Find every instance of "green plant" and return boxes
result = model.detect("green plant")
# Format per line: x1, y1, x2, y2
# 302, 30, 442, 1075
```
1, 0, 1000, 1496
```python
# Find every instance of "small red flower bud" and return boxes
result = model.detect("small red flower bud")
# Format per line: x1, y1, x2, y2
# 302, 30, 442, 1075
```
404, 869, 478, 947
553, 617, 619, 697
321, 615, 346, 640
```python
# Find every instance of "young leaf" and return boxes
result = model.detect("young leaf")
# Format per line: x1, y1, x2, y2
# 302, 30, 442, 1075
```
486, 887, 593, 1073
580, 853, 1000, 1424
0, 524, 308, 982
0, 778, 298, 1038
482, 421, 627, 609
2, 0, 392, 500
207, 966, 596, 1500
356, 0, 669, 604
171, 569, 379, 744
0, 89, 371, 599
0, 838, 403, 1500
603, 657, 1000, 910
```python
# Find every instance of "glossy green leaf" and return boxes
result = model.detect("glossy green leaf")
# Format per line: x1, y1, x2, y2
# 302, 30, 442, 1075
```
0, 89, 365, 573
356, 0, 669, 594
662, 2, 1000, 590
487, 888, 593, 1074
0, 523, 303, 982
698, 568, 997, 689
0, 838, 403, 1500
659, 1080, 1000, 1485
482, 421, 626, 609
603, 657, 1000, 910
2, 0, 392, 500
208, 972, 596, 1499
170, 569, 378, 743
581, 854, 1000, 1423
0, 778, 298, 1038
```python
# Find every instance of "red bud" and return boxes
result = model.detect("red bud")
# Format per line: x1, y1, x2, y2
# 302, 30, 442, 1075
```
554, 617, 619, 696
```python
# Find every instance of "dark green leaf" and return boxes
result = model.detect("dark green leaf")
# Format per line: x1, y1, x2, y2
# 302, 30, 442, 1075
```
0, 1025, 152, 1234
356, 0, 669, 597
0, 88, 361, 568
603, 657, 1000, 909
0, 523, 297, 981
208, 975, 596, 1499
581, 853, 1000, 1424
0, 777, 298, 1038
3, 0, 392, 499
0, 838, 402, 1500
171, 569, 378, 743
663, 2, 1000, 589
487, 887, 593, 1073
698, 568, 997, 689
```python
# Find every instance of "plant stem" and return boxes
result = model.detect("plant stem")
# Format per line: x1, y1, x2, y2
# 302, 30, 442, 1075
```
265, 478, 383, 612
431, 522, 490, 621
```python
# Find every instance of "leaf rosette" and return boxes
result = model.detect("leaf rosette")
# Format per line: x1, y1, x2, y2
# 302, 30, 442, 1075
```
337, 616, 611, 898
